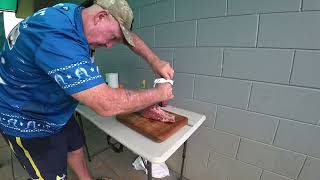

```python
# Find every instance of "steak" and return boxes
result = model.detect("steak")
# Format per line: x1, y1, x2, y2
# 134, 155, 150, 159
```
140, 105, 175, 123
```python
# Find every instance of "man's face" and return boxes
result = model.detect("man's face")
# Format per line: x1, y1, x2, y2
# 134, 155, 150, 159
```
90, 11, 124, 49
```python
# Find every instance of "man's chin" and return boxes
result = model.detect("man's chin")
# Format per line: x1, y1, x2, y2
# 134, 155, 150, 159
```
92, 44, 105, 49
89, 44, 103, 49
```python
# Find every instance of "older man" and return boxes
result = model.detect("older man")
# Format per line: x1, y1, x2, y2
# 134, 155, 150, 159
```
0, 0, 174, 179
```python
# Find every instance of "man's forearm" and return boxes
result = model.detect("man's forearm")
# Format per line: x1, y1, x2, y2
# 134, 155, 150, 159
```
109, 87, 162, 115
128, 32, 174, 80
129, 32, 160, 66
73, 84, 165, 117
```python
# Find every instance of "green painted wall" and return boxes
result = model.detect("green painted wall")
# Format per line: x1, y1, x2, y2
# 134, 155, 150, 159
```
0, 12, 4, 49
17, 0, 86, 18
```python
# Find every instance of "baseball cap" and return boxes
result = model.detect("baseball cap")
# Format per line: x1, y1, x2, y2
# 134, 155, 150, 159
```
94, 0, 135, 47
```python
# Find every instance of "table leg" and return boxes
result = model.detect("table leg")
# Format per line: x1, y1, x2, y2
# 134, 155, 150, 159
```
107, 135, 124, 153
11, 151, 15, 180
179, 141, 188, 180
75, 113, 92, 162
147, 160, 152, 180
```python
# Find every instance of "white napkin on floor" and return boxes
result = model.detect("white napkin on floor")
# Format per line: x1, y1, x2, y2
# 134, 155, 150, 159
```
132, 156, 170, 178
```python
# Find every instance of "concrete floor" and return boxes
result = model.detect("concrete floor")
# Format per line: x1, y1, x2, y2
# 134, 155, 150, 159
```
0, 118, 186, 180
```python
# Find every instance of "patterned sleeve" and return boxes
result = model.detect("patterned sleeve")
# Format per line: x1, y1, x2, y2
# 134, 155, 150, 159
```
34, 36, 105, 95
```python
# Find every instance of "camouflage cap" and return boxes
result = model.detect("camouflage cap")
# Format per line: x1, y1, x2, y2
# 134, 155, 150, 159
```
95, 0, 135, 46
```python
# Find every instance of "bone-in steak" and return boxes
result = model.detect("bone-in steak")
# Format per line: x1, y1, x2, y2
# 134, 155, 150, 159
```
140, 105, 175, 123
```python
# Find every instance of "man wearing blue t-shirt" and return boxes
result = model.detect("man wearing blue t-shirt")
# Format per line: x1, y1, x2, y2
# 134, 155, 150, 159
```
0, 0, 174, 179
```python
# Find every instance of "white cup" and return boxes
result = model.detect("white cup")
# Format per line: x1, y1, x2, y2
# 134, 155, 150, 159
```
105, 73, 119, 88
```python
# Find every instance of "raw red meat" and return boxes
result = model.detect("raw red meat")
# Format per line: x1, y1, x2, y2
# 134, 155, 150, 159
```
140, 105, 175, 123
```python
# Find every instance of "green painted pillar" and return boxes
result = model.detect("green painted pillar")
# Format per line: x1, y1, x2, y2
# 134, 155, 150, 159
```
0, 1, 17, 11
0, 12, 5, 49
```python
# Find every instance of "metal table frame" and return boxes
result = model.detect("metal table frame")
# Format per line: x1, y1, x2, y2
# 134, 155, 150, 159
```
75, 112, 188, 180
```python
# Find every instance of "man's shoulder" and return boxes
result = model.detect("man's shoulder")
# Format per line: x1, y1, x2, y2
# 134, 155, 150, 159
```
49, 3, 79, 18
24, 3, 82, 44
29, 3, 78, 29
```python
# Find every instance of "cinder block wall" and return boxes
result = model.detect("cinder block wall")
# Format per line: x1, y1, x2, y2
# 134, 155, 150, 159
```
95, 0, 320, 179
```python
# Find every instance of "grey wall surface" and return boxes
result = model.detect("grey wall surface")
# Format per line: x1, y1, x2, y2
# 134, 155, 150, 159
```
96, 0, 320, 179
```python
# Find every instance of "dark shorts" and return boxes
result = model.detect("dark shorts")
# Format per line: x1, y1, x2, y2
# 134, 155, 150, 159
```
0, 115, 84, 180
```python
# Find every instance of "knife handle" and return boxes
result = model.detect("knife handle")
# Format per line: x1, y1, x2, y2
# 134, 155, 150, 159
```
159, 100, 169, 107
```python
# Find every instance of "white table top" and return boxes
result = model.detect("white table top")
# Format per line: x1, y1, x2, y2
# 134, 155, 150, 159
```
76, 104, 206, 163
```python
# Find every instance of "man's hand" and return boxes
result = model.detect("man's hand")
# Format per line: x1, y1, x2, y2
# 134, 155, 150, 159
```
155, 82, 174, 101
151, 59, 174, 80
128, 33, 174, 79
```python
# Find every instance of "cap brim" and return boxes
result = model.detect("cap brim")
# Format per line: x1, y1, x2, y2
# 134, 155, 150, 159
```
120, 25, 135, 47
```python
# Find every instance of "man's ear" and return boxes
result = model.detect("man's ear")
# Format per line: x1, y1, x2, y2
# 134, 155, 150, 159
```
93, 10, 108, 25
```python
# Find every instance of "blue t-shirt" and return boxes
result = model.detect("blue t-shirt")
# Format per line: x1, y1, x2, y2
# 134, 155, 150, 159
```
0, 3, 105, 138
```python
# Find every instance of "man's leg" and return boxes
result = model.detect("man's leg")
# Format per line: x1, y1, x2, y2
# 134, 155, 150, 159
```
66, 116, 96, 180
0, 133, 69, 180
66, 117, 112, 180
67, 147, 92, 180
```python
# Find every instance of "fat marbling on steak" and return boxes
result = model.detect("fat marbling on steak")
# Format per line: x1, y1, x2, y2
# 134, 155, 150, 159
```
140, 104, 175, 123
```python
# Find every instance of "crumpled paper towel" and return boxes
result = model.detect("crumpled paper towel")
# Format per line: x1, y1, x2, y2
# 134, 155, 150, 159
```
132, 156, 170, 178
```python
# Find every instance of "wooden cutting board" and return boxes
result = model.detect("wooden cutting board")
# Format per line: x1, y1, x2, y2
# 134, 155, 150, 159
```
116, 111, 188, 143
